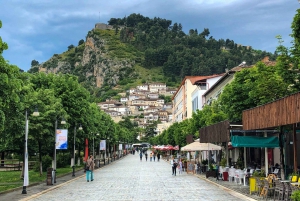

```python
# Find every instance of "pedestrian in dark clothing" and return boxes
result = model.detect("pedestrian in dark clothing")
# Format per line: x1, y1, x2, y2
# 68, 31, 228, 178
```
153, 153, 156, 162
140, 152, 143, 161
145, 152, 148, 161
172, 159, 178, 176
157, 153, 160, 162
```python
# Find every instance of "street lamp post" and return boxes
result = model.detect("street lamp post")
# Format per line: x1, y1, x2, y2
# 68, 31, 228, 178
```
53, 118, 66, 183
107, 137, 110, 164
72, 124, 82, 177
93, 133, 99, 162
22, 108, 39, 194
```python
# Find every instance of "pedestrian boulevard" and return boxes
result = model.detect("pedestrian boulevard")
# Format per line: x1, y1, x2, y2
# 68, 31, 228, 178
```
20, 151, 253, 201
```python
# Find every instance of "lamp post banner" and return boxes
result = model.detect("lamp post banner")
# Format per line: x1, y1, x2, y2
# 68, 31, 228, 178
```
56, 129, 68, 149
24, 119, 29, 186
119, 144, 123, 150
100, 140, 106, 150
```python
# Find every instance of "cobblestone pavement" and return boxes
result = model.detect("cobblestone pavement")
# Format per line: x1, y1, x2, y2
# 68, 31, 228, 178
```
4, 151, 258, 201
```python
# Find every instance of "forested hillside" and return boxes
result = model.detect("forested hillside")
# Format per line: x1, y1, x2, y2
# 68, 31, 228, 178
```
110, 13, 276, 76
29, 13, 276, 101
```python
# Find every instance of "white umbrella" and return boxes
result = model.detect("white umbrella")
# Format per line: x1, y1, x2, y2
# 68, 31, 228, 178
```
181, 142, 221, 152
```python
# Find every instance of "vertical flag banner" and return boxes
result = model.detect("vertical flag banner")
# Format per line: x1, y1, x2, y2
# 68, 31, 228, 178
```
56, 129, 68, 149
85, 139, 89, 162
24, 119, 29, 186
100, 140, 106, 150
119, 144, 123, 150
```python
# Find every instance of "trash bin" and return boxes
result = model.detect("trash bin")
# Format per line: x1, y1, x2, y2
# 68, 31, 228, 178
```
222, 172, 229, 181
47, 168, 53, 185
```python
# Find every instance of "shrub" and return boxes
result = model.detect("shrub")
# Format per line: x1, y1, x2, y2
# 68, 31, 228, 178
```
291, 190, 300, 201
33, 155, 52, 172
220, 158, 226, 167
252, 169, 265, 177
56, 153, 71, 168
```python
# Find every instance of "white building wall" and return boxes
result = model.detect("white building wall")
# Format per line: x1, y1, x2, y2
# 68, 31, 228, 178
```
191, 76, 222, 112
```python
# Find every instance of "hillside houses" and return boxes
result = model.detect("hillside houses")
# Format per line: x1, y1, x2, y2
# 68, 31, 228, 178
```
98, 83, 175, 128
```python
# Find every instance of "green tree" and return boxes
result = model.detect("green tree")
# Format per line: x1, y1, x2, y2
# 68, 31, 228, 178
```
78, 39, 84, 46
31, 60, 39, 67
68, 44, 74, 51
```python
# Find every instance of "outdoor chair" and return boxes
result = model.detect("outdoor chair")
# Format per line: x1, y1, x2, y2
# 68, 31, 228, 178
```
273, 179, 284, 201
228, 168, 235, 182
261, 179, 275, 200
218, 166, 224, 178
234, 169, 240, 184
291, 176, 298, 183
291, 177, 300, 186
255, 177, 264, 196
238, 170, 245, 185
272, 168, 279, 177
283, 182, 292, 201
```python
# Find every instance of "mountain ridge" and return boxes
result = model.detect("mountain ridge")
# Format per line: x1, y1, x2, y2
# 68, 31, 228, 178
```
28, 13, 277, 101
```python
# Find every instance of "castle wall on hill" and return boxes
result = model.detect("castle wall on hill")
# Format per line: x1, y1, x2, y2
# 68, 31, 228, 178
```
94, 23, 125, 30
95, 23, 113, 30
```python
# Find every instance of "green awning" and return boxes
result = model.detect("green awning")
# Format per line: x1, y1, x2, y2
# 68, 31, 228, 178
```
231, 136, 279, 148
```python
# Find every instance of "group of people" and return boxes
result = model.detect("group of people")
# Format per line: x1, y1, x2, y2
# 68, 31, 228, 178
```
171, 158, 183, 176
139, 150, 161, 162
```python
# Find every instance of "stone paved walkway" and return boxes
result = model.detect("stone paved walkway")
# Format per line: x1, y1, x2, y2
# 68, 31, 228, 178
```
4, 151, 258, 201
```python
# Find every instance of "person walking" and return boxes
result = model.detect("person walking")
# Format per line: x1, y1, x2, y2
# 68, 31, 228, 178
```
153, 152, 156, 162
140, 151, 143, 161
150, 152, 153, 162
178, 159, 183, 174
86, 155, 95, 182
171, 159, 177, 176
145, 152, 148, 161
157, 152, 160, 162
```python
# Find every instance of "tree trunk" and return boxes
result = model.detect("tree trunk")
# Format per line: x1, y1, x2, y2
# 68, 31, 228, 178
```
1, 152, 4, 167
279, 127, 285, 179
38, 141, 43, 176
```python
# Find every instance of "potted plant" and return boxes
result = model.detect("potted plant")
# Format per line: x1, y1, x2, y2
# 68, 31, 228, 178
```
220, 158, 226, 167
206, 163, 217, 178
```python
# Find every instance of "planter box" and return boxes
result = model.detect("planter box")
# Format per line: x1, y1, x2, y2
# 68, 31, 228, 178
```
206, 170, 217, 178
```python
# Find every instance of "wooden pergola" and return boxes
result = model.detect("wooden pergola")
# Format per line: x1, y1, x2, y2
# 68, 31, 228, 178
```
199, 120, 243, 167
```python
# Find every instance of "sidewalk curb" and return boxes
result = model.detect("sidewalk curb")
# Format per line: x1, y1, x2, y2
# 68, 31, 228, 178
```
195, 175, 257, 201
162, 159, 256, 201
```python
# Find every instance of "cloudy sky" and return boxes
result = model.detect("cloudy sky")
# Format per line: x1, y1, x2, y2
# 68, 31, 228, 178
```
0, 0, 299, 72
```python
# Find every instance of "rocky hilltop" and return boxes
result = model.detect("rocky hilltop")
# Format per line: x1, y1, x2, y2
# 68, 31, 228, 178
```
33, 26, 135, 89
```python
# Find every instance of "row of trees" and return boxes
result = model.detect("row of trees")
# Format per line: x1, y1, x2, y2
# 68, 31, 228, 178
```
151, 9, 300, 147
0, 21, 139, 175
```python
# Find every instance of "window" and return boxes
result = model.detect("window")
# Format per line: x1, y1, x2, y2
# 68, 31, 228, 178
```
192, 96, 199, 112
197, 82, 207, 90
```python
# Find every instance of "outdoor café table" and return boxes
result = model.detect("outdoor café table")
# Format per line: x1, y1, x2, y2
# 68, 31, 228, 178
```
291, 182, 300, 186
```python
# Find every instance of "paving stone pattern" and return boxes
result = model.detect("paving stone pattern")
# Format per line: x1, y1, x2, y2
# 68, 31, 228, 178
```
19, 151, 249, 201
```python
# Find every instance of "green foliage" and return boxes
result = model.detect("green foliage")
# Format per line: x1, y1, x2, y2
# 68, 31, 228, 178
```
33, 155, 52, 172
68, 44, 74, 51
31, 59, 39, 67
78, 39, 84, 46
291, 190, 300, 201
252, 170, 265, 177
202, 159, 208, 165
220, 158, 227, 167
56, 153, 71, 168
